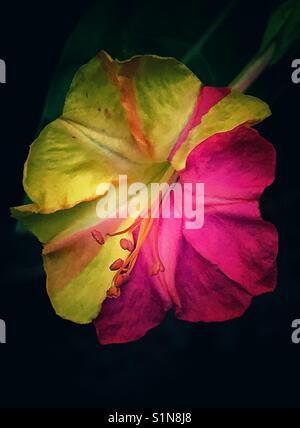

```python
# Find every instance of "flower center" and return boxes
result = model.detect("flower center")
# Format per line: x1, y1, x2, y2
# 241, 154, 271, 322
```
92, 166, 178, 298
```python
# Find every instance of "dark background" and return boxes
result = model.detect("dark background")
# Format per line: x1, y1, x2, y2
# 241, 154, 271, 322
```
0, 0, 300, 408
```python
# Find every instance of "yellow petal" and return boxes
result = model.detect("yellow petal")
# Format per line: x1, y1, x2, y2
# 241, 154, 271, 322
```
24, 117, 167, 213
63, 52, 149, 163
11, 198, 102, 244
12, 187, 156, 324
24, 51, 200, 213
115, 53, 202, 161
44, 217, 133, 324
13, 148, 167, 244
12, 201, 138, 323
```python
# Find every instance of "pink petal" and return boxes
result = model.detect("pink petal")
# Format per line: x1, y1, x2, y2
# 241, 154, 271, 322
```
94, 263, 169, 345
94, 215, 182, 344
183, 201, 277, 295
174, 125, 278, 320
180, 125, 276, 200
174, 235, 253, 322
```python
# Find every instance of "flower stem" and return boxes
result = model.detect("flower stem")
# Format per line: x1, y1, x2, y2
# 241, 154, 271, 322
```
182, 0, 238, 66
230, 43, 275, 92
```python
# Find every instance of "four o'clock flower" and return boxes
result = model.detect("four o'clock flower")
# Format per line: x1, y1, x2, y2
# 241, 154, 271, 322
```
11, 51, 278, 344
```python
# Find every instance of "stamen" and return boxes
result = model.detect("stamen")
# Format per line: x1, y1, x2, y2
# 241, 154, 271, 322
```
120, 238, 134, 252
109, 258, 124, 271
150, 262, 165, 276
150, 218, 165, 276
114, 272, 130, 287
106, 217, 142, 238
106, 286, 121, 298
91, 230, 105, 245
107, 271, 129, 298
105, 166, 178, 298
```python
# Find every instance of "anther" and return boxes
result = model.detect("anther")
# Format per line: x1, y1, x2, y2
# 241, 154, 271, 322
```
120, 238, 134, 252
91, 230, 105, 245
109, 258, 124, 271
106, 286, 121, 298
114, 272, 130, 288
150, 262, 165, 276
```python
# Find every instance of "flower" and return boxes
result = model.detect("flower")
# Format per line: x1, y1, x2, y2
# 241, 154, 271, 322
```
11, 51, 278, 344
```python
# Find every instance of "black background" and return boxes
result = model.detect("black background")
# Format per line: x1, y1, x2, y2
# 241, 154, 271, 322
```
0, 0, 300, 408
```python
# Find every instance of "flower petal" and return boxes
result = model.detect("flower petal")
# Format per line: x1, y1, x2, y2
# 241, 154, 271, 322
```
181, 125, 276, 200
95, 215, 182, 344
23, 50, 201, 213
24, 118, 163, 213
11, 198, 102, 244
63, 52, 149, 163
167, 86, 230, 161
174, 235, 253, 322
113, 53, 201, 161
94, 249, 171, 344
177, 125, 278, 310
184, 201, 277, 295
43, 217, 133, 324
171, 89, 271, 170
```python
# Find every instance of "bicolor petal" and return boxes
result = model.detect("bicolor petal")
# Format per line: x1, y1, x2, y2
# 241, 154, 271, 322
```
95, 212, 182, 344
170, 88, 271, 170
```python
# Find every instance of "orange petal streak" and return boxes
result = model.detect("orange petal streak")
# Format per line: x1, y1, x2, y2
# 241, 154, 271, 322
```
98, 52, 153, 157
